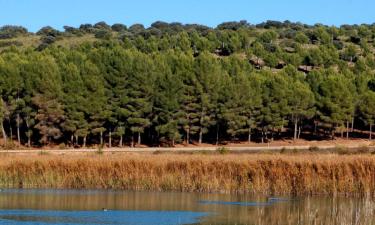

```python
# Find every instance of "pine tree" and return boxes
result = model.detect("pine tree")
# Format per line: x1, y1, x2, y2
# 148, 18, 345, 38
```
152, 53, 183, 146
359, 91, 375, 140
288, 80, 315, 140
221, 57, 262, 142
258, 71, 291, 142
174, 53, 200, 144
125, 51, 154, 146
194, 52, 221, 144
33, 94, 65, 145
83, 60, 110, 147
315, 71, 355, 139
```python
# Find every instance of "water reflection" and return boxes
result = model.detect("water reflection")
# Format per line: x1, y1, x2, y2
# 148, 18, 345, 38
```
0, 189, 373, 225
0, 210, 207, 225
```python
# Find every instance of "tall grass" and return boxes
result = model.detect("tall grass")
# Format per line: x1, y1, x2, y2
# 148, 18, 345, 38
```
0, 154, 374, 196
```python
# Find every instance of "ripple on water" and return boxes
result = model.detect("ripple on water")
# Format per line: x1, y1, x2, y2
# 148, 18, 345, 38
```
0, 210, 209, 225
198, 197, 294, 207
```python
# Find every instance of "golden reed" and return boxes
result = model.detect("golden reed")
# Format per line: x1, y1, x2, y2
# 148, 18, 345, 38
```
0, 153, 374, 196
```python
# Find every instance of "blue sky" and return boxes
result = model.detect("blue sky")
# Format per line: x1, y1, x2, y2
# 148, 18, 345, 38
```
0, 0, 374, 32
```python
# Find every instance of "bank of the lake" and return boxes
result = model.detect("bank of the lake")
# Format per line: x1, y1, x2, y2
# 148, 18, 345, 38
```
0, 153, 374, 196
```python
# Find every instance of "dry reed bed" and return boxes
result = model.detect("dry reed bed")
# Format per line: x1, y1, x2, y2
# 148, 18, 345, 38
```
0, 153, 374, 196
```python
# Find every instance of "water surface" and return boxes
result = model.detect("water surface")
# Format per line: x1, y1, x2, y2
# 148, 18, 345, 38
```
0, 189, 373, 225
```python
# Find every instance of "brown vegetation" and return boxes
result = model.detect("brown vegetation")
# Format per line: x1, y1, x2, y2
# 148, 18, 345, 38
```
0, 153, 375, 196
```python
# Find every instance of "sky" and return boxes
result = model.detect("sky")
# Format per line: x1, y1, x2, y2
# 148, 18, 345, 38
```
0, 0, 374, 32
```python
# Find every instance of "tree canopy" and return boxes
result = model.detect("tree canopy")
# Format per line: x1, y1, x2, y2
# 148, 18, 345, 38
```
0, 20, 375, 147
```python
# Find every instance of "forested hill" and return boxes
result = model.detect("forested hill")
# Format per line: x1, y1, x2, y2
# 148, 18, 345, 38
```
0, 20, 375, 148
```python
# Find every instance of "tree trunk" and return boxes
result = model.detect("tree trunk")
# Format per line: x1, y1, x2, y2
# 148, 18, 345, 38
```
186, 128, 190, 145
27, 135, 31, 148
75, 135, 78, 146
25, 120, 30, 147
370, 123, 373, 141
100, 131, 103, 146
16, 113, 20, 145
119, 135, 123, 147
1, 121, 7, 144
216, 124, 219, 146
9, 126, 13, 143
314, 120, 317, 135
172, 138, 175, 147
198, 128, 203, 144
298, 126, 301, 139
83, 136, 86, 148
248, 127, 252, 143
109, 130, 112, 148
137, 132, 141, 145
131, 134, 134, 148
351, 117, 355, 132
70, 135, 74, 147
294, 119, 298, 141
346, 120, 349, 139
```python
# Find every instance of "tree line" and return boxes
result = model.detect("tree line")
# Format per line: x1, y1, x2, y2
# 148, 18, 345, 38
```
0, 21, 375, 147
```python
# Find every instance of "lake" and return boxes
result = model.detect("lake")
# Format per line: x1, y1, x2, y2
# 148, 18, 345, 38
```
0, 189, 373, 225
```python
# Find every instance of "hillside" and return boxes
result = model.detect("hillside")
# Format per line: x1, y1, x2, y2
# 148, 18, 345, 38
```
0, 20, 375, 148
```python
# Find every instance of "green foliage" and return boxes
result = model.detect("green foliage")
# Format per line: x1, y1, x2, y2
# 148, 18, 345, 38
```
295, 32, 309, 44
0, 21, 374, 147
38, 150, 50, 155
359, 91, 375, 126
96, 145, 104, 155
0, 25, 28, 39
216, 146, 230, 154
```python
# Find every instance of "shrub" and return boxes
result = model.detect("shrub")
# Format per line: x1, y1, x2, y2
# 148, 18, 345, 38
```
1, 141, 17, 150
38, 150, 50, 156
95, 30, 112, 39
309, 146, 320, 152
336, 145, 351, 155
356, 146, 370, 154
216, 146, 230, 155
58, 143, 67, 150
280, 147, 299, 154
0, 40, 23, 48
96, 146, 104, 155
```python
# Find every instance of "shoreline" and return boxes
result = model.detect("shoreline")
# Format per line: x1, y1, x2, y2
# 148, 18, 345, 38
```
0, 139, 374, 154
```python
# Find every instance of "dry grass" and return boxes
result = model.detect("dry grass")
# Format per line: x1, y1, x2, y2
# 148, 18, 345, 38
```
0, 34, 98, 51
0, 153, 374, 196
54, 34, 97, 48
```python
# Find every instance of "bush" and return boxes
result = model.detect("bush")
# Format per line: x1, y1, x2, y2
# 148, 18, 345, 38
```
58, 143, 67, 150
355, 146, 370, 154
41, 35, 56, 44
280, 148, 299, 154
1, 141, 17, 150
333, 40, 344, 50
309, 146, 320, 152
38, 150, 50, 156
95, 30, 112, 39
0, 25, 28, 39
336, 146, 351, 155
0, 40, 23, 48
216, 146, 230, 155
96, 146, 104, 155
